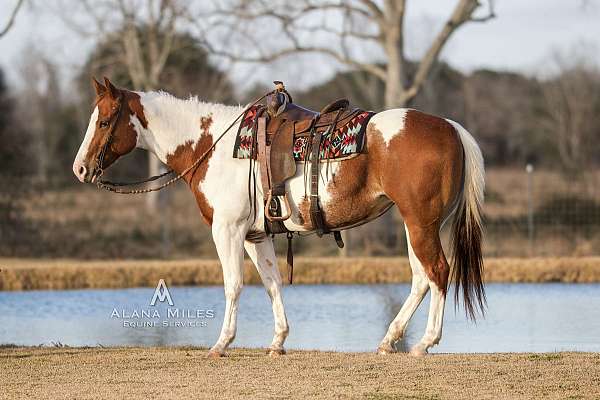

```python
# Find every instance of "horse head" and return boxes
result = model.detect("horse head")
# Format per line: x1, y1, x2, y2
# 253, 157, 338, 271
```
73, 77, 141, 183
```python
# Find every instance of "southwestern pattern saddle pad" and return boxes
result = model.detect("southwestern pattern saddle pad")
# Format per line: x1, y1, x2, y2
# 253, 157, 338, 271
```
233, 105, 374, 161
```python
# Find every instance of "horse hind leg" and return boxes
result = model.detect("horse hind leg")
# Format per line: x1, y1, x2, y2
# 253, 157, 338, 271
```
377, 223, 430, 354
244, 237, 289, 356
406, 222, 450, 356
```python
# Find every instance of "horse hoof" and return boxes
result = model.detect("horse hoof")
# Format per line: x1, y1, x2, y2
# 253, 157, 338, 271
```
376, 344, 397, 355
409, 346, 428, 357
267, 348, 286, 357
206, 350, 225, 359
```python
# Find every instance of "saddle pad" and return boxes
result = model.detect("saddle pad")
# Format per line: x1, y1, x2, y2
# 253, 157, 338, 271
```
232, 105, 261, 159
233, 106, 374, 161
292, 111, 373, 161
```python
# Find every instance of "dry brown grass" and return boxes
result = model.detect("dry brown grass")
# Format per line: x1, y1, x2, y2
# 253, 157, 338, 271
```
1, 347, 598, 399
4, 167, 600, 260
1, 257, 600, 291
484, 168, 600, 218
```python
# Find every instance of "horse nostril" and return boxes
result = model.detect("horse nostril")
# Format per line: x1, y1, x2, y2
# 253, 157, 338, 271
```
78, 165, 87, 177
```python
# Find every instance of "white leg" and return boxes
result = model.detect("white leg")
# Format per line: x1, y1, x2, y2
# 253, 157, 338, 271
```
244, 238, 289, 355
208, 219, 246, 357
378, 224, 429, 354
409, 283, 446, 356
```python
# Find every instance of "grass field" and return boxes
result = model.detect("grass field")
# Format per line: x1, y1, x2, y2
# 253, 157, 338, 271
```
1, 347, 598, 399
4, 168, 600, 260
1, 257, 600, 290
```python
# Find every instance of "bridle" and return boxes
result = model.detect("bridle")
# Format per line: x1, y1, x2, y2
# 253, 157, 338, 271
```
93, 90, 273, 195
94, 97, 123, 182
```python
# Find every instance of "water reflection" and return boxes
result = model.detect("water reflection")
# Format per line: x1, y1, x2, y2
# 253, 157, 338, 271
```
0, 283, 599, 352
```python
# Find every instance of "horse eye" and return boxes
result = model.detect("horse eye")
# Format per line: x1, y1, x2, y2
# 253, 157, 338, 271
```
99, 120, 109, 128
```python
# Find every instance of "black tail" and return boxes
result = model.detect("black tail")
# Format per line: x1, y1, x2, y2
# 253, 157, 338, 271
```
447, 118, 486, 321
450, 198, 486, 320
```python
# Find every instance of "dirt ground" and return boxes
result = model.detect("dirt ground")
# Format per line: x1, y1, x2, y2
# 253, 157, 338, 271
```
1, 347, 598, 400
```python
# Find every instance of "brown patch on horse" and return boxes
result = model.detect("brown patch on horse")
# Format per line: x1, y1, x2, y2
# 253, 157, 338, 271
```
127, 91, 148, 129
313, 129, 393, 231
166, 134, 215, 225
297, 196, 311, 229
378, 109, 464, 293
200, 114, 213, 136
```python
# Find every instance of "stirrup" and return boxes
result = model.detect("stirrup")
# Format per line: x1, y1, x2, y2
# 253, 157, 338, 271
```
265, 191, 292, 222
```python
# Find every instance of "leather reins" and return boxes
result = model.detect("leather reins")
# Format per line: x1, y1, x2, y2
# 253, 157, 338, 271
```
94, 91, 273, 194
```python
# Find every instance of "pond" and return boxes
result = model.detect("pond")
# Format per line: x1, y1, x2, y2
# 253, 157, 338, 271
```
1, 283, 599, 353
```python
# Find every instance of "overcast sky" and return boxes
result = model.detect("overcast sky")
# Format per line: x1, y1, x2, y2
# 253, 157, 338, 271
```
0, 0, 599, 92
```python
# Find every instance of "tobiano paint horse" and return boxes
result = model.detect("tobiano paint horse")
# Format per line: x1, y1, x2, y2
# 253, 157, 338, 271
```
73, 77, 485, 357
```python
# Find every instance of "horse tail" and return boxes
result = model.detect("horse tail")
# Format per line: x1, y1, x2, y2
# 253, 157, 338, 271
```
446, 119, 486, 320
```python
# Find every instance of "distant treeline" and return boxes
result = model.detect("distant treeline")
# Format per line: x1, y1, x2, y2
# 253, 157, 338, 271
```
1, 46, 599, 187
290, 62, 600, 172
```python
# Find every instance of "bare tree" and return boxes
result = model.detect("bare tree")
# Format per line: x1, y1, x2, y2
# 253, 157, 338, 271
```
0, 0, 25, 38
18, 47, 62, 184
199, 0, 495, 108
540, 55, 600, 175
58, 0, 192, 210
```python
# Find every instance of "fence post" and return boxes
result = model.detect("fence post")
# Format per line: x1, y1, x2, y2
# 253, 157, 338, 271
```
526, 163, 534, 257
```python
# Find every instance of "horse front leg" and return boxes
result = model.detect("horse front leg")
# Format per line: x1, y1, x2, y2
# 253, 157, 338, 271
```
208, 218, 246, 358
244, 237, 289, 356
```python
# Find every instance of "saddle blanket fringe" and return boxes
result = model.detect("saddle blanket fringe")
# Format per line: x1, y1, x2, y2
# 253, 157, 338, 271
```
233, 105, 373, 161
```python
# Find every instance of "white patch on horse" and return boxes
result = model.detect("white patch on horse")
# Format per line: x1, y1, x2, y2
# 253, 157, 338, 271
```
136, 91, 244, 162
129, 114, 148, 149
200, 134, 255, 221
369, 108, 410, 146
133, 91, 254, 223
74, 106, 99, 164
282, 161, 340, 232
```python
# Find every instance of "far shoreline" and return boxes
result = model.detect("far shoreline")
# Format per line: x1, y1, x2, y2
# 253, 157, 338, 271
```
2, 256, 600, 291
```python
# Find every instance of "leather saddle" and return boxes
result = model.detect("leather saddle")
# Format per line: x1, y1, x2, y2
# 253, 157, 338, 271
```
256, 81, 362, 240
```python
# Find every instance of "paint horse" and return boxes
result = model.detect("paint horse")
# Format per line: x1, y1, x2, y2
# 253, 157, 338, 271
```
73, 77, 485, 357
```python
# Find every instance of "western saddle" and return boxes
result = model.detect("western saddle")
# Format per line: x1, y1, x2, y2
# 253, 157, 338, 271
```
257, 81, 364, 235
251, 81, 366, 283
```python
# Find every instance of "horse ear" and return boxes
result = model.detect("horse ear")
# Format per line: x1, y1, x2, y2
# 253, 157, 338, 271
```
103, 77, 121, 100
92, 77, 106, 96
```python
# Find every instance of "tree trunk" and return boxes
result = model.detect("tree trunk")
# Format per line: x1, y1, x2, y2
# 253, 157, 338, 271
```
382, 19, 407, 109
384, 63, 405, 109
146, 156, 162, 210
144, 78, 161, 212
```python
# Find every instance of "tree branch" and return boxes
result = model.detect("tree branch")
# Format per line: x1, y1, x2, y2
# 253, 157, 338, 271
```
470, 0, 495, 22
194, 0, 386, 79
0, 0, 25, 38
200, 33, 387, 80
402, 0, 495, 104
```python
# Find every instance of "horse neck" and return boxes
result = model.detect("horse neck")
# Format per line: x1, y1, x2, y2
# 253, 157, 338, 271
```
134, 91, 243, 167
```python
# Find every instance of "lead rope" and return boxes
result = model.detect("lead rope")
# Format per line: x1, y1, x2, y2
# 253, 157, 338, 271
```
95, 91, 273, 194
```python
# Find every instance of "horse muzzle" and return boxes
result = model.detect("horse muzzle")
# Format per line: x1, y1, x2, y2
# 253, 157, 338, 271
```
72, 161, 98, 184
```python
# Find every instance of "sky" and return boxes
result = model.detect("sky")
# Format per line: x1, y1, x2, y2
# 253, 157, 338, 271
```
0, 0, 599, 92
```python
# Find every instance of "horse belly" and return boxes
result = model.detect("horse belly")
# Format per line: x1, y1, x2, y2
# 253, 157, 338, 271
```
283, 155, 390, 232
